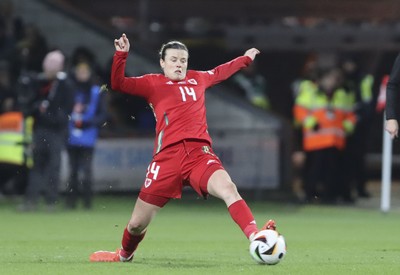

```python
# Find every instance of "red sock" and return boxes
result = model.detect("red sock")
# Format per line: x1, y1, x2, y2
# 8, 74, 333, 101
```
120, 227, 146, 258
228, 199, 258, 239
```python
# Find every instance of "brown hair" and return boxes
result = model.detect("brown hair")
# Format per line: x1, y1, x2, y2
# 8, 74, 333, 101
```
158, 41, 189, 60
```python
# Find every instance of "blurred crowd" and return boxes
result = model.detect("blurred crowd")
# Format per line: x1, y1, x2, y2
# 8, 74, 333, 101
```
292, 56, 376, 205
227, 51, 380, 205
0, 3, 112, 211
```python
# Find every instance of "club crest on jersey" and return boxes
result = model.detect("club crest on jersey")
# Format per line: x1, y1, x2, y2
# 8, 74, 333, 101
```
202, 146, 210, 154
144, 178, 152, 188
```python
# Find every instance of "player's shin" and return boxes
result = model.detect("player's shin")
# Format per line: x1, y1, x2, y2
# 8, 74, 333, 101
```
120, 227, 146, 259
228, 199, 258, 240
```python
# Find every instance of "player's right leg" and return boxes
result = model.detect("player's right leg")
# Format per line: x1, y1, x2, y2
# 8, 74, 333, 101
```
206, 169, 277, 241
90, 196, 165, 262
206, 170, 258, 238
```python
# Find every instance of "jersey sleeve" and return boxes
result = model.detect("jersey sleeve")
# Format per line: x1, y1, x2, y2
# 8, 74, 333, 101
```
199, 55, 252, 88
386, 53, 400, 120
111, 51, 152, 99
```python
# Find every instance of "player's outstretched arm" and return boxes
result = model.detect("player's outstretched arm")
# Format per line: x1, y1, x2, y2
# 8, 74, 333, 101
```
244, 48, 260, 61
111, 33, 151, 97
114, 33, 130, 52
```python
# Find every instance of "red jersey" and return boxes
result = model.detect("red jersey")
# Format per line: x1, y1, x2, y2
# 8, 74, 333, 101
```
111, 51, 252, 155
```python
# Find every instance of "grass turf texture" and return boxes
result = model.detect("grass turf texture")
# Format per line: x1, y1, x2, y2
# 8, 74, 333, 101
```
1, 195, 400, 275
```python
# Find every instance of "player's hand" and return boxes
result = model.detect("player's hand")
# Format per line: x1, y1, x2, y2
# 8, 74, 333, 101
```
244, 48, 260, 61
114, 33, 130, 52
385, 119, 399, 139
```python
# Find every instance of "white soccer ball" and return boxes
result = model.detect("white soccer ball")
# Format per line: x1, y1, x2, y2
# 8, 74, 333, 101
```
249, 229, 287, 265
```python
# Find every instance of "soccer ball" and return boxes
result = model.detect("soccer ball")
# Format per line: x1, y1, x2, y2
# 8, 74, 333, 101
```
249, 229, 286, 265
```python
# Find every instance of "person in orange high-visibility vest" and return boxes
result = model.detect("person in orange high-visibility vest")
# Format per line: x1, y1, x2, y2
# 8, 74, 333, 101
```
0, 111, 33, 195
293, 68, 356, 203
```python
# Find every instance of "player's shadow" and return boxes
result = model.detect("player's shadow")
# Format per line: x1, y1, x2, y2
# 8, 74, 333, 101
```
134, 256, 252, 269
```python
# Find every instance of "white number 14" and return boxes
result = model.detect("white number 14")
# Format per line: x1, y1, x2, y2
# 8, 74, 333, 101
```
179, 86, 197, 102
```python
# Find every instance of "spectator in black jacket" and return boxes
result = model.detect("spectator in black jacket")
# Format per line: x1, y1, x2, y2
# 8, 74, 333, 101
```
18, 50, 74, 211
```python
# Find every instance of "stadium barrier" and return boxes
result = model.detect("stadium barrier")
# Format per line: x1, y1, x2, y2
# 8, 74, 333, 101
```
60, 130, 280, 192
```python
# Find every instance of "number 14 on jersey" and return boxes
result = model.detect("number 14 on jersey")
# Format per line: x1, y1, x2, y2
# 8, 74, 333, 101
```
179, 86, 197, 102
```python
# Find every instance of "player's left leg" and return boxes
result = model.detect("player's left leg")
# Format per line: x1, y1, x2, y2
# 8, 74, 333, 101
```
119, 195, 165, 260
90, 195, 166, 262
206, 169, 275, 241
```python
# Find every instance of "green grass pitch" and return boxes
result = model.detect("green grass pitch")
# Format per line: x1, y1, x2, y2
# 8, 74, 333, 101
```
1, 194, 400, 275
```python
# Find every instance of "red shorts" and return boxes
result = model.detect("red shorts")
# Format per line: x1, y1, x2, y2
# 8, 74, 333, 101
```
138, 139, 224, 207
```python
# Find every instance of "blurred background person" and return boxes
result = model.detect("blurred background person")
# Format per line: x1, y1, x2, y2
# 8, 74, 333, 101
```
339, 57, 375, 199
65, 61, 107, 210
70, 46, 106, 85
293, 67, 356, 204
17, 49, 74, 211
15, 24, 48, 74
0, 61, 32, 197
231, 61, 270, 110
290, 54, 319, 194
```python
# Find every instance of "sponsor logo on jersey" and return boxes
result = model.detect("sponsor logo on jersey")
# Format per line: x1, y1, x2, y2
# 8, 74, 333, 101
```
207, 159, 217, 165
206, 70, 214, 75
166, 81, 174, 85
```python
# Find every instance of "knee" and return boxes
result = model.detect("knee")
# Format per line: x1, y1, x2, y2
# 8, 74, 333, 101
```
127, 219, 146, 234
221, 180, 238, 194
212, 179, 241, 202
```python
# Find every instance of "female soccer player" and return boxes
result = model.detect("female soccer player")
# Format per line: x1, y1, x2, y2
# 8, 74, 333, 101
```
90, 34, 276, 262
